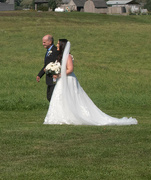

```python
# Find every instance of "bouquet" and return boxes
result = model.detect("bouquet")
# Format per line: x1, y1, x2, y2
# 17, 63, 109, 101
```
45, 61, 61, 75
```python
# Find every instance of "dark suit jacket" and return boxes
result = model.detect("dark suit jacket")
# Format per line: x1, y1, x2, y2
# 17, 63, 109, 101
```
37, 45, 58, 85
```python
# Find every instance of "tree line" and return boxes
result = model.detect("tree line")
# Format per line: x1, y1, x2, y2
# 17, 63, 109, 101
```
15, 0, 61, 11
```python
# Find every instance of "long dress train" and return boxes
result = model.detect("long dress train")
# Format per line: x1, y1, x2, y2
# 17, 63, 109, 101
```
44, 42, 137, 126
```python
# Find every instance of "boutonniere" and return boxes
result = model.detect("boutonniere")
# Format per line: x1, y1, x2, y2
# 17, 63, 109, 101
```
47, 50, 52, 56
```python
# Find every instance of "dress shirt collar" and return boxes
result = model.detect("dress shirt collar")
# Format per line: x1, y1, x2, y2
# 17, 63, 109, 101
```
47, 44, 54, 51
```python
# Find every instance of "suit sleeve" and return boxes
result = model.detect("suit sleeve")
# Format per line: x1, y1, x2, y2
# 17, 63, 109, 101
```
37, 66, 45, 78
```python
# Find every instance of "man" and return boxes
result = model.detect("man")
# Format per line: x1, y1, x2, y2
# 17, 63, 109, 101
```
36, 35, 58, 101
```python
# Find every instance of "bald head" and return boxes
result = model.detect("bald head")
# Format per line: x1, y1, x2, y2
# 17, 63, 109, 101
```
42, 34, 54, 49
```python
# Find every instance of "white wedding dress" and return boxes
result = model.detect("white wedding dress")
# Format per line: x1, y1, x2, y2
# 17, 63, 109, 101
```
44, 42, 137, 126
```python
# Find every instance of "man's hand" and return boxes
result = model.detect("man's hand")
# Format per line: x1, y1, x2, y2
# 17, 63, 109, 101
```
36, 76, 40, 82
53, 74, 61, 79
53, 75, 58, 79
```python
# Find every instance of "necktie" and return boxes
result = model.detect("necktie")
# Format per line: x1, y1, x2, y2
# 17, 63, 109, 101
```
46, 49, 49, 57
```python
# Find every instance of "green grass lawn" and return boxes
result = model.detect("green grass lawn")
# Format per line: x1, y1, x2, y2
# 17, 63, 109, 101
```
0, 11, 151, 180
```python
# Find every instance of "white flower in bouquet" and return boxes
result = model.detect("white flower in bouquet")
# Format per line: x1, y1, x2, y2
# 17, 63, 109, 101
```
45, 61, 61, 75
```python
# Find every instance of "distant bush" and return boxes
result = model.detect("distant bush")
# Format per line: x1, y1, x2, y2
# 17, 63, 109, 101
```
20, 0, 33, 9
38, 4, 49, 11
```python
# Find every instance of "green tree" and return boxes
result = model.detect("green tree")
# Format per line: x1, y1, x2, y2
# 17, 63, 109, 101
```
0, 0, 6, 2
48, 0, 61, 11
20, 0, 33, 9
144, 0, 151, 11
15, 0, 22, 6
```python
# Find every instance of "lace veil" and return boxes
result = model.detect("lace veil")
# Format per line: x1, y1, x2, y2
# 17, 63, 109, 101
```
60, 41, 92, 124
60, 41, 82, 123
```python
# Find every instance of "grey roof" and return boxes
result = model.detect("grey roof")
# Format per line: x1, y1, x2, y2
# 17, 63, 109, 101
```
73, 0, 87, 6
61, 0, 87, 6
93, 0, 107, 7
107, 0, 139, 5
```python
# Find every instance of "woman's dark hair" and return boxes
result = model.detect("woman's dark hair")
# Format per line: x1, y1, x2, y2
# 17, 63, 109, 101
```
57, 39, 68, 63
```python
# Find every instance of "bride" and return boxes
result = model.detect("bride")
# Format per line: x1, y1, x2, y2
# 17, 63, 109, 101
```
44, 39, 137, 126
